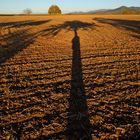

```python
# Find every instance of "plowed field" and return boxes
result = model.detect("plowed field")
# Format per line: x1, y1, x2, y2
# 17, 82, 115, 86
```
0, 15, 140, 140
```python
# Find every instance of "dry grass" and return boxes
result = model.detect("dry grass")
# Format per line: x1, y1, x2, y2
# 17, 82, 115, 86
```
0, 15, 140, 140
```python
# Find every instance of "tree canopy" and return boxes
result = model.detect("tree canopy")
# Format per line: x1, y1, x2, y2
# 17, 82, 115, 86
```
48, 5, 62, 15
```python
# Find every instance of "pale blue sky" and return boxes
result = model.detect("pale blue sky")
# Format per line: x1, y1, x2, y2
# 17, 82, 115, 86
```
0, 0, 140, 14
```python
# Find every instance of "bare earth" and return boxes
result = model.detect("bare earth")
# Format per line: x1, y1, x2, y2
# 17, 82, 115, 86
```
0, 15, 140, 140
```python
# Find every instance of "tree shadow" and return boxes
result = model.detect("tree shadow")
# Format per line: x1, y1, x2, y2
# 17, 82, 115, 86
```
41, 20, 95, 36
0, 29, 35, 64
41, 20, 95, 139
0, 20, 51, 64
94, 18, 140, 39
67, 27, 92, 140
0, 20, 51, 28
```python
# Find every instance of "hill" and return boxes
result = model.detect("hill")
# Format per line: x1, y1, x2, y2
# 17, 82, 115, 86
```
97, 6, 140, 14
68, 6, 140, 15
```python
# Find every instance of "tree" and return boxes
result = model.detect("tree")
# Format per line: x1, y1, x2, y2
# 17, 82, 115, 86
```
48, 5, 62, 15
23, 8, 32, 15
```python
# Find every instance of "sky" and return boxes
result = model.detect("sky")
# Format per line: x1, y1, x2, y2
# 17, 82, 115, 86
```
0, 0, 140, 14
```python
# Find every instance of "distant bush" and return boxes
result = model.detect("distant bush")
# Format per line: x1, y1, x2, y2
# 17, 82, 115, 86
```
23, 9, 32, 15
48, 5, 62, 15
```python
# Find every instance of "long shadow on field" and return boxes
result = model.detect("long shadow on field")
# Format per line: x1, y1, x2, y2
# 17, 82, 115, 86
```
41, 20, 95, 36
67, 26, 92, 140
41, 20, 95, 139
42, 20, 95, 139
0, 20, 51, 28
0, 20, 51, 64
94, 18, 140, 39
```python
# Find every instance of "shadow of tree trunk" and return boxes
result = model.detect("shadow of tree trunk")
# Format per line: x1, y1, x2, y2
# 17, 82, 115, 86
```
67, 28, 92, 140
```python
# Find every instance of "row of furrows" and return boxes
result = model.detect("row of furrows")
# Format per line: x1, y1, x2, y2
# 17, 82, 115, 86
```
84, 46, 140, 138
0, 24, 49, 61
84, 54, 140, 134
0, 67, 70, 131
1, 39, 139, 70
0, 56, 138, 76
0, 30, 71, 128
0, 50, 139, 73
82, 49, 140, 129
0, 50, 139, 91
0, 49, 139, 66
0, 55, 139, 120
1, 95, 139, 139
0, 47, 71, 110
0, 30, 35, 65
0, 57, 139, 94
1, 88, 139, 139
0, 77, 70, 99
0, 109, 67, 140
0, 90, 69, 120
83, 56, 139, 86
0, 80, 69, 139
0, 99, 68, 140
0, 56, 139, 132
0, 27, 30, 44
0, 57, 72, 68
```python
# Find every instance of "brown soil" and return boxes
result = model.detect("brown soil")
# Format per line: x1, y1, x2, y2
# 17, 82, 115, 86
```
0, 15, 140, 140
